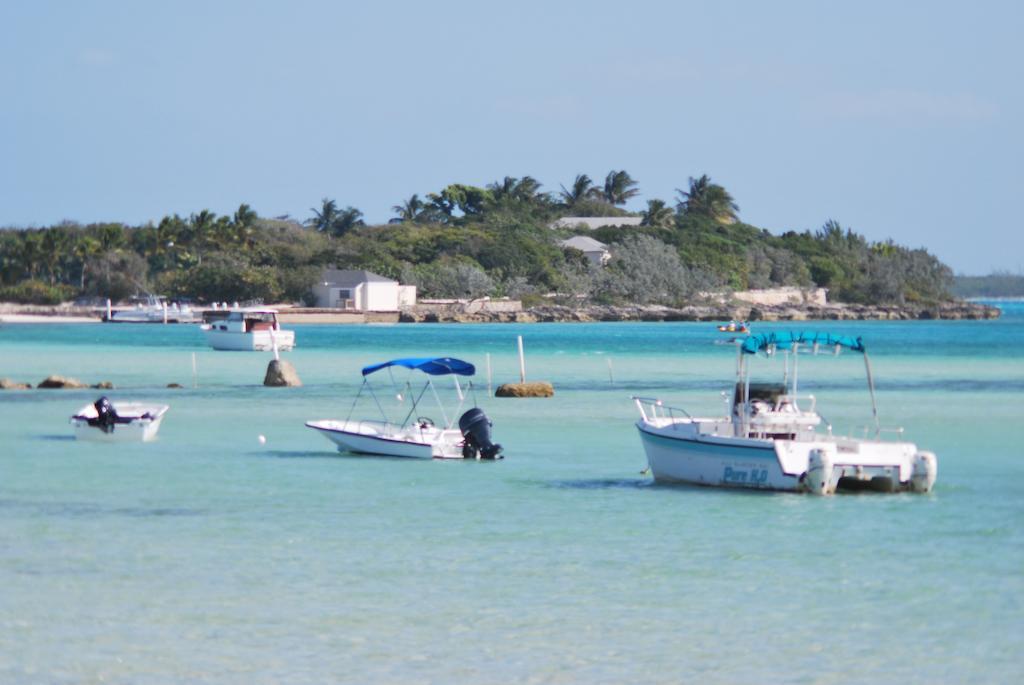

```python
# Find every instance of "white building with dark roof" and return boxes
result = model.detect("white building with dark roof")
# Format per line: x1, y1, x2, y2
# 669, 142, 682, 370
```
560, 235, 611, 266
312, 269, 416, 311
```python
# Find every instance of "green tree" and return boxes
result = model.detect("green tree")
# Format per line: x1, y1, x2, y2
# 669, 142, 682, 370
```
309, 198, 341, 232
72, 235, 102, 289
601, 170, 640, 206
391, 194, 424, 223
559, 174, 598, 207
331, 207, 365, 237
676, 175, 739, 224
640, 199, 674, 228
427, 184, 492, 220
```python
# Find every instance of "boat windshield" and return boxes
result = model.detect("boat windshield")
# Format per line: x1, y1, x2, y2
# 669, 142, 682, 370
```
243, 312, 277, 332
734, 382, 786, 406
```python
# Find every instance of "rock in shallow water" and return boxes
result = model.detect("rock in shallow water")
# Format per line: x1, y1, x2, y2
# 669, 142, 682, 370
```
495, 381, 554, 398
0, 378, 32, 390
37, 375, 88, 389
264, 360, 302, 387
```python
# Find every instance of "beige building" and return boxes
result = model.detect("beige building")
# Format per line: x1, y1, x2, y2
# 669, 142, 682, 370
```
312, 269, 416, 311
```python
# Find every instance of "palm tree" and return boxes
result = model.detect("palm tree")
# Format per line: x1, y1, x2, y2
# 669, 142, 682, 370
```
232, 204, 258, 248
40, 228, 71, 285
233, 203, 258, 227
640, 199, 675, 229
512, 176, 544, 203
559, 174, 598, 207
17, 231, 44, 280
391, 194, 424, 223
308, 198, 341, 233
488, 176, 518, 202
602, 170, 640, 206
189, 210, 218, 263
331, 206, 365, 237
488, 176, 546, 206
675, 175, 739, 223
72, 235, 101, 290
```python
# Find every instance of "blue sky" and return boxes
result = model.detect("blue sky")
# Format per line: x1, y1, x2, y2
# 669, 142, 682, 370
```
1, 0, 1020, 273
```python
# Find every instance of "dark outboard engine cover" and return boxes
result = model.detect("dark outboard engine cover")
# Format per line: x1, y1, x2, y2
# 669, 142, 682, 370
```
88, 396, 119, 433
458, 408, 503, 460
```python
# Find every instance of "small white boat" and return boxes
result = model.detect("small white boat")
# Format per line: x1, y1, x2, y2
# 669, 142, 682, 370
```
70, 397, 170, 442
201, 307, 295, 351
633, 331, 937, 495
306, 357, 502, 460
104, 295, 198, 323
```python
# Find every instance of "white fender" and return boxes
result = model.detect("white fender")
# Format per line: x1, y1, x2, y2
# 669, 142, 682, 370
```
804, 448, 833, 495
910, 451, 937, 493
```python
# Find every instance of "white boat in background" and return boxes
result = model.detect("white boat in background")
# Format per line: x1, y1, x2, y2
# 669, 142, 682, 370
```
70, 397, 169, 442
633, 331, 937, 495
104, 294, 198, 323
306, 357, 502, 460
201, 307, 295, 351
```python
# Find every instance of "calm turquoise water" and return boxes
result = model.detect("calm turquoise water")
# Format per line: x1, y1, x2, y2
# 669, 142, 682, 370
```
2, 307, 1022, 684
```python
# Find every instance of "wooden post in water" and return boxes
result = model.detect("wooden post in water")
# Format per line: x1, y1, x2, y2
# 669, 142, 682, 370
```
495, 335, 554, 397
191, 352, 197, 388
607, 357, 614, 384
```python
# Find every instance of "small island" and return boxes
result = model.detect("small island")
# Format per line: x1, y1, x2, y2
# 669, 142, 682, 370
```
0, 171, 999, 321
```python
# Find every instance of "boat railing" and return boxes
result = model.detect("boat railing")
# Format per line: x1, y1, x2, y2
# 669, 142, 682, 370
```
855, 424, 905, 439
632, 396, 693, 426
775, 393, 817, 414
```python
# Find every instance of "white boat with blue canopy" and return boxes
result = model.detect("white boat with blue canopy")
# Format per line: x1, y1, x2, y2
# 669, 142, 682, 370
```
633, 331, 937, 494
306, 357, 502, 460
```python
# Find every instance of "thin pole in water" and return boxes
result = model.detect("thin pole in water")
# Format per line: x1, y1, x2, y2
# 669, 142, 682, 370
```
517, 335, 526, 383
106, 299, 112, 320
191, 352, 197, 388
162, 302, 168, 324
607, 357, 614, 384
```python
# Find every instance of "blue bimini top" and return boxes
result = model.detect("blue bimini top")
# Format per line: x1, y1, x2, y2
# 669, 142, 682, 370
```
740, 331, 866, 355
361, 357, 476, 377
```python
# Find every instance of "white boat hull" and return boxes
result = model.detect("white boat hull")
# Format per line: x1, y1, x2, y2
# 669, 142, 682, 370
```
637, 421, 935, 494
203, 328, 295, 351
305, 419, 465, 459
71, 403, 169, 442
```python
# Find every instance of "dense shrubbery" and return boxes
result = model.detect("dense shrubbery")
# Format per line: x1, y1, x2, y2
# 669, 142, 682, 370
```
0, 173, 956, 306
0, 279, 76, 305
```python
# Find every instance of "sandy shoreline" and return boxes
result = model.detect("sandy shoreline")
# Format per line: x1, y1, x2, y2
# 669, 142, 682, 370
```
0, 299, 1002, 325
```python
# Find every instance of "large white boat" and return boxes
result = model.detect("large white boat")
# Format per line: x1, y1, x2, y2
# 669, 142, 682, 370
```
70, 397, 169, 442
633, 331, 937, 495
201, 307, 295, 351
104, 295, 198, 323
306, 357, 502, 460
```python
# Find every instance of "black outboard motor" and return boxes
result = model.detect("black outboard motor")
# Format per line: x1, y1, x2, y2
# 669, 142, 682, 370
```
88, 396, 119, 434
458, 408, 503, 460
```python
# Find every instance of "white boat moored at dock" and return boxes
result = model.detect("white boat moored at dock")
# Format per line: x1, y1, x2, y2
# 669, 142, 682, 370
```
633, 331, 937, 495
103, 295, 199, 323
